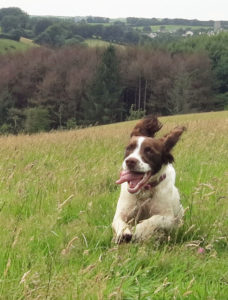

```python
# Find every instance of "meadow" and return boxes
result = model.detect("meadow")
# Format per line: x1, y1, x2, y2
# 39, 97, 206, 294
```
84, 39, 124, 48
84, 39, 114, 47
0, 38, 35, 54
0, 111, 227, 299
149, 25, 212, 32
133, 25, 212, 32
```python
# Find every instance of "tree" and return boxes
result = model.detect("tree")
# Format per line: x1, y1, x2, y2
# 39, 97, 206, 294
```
34, 18, 54, 36
1, 15, 18, 33
143, 26, 152, 33
34, 23, 68, 47
0, 89, 14, 127
83, 45, 123, 124
8, 107, 25, 133
25, 107, 50, 133
0, 7, 28, 33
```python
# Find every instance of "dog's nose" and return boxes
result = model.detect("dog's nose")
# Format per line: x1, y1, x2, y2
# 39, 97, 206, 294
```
126, 158, 138, 169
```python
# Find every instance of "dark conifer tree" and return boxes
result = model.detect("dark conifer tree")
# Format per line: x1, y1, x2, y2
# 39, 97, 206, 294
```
83, 45, 123, 124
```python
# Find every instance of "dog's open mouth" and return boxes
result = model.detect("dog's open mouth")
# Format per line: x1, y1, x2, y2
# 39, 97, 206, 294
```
116, 170, 152, 194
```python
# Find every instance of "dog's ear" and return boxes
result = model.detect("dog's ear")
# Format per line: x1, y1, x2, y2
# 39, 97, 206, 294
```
162, 126, 186, 153
130, 116, 163, 138
160, 126, 186, 163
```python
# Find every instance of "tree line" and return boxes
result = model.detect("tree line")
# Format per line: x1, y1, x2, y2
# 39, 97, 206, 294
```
127, 17, 228, 27
3, 7, 228, 49
0, 7, 143, 46
0, 38, 226, 134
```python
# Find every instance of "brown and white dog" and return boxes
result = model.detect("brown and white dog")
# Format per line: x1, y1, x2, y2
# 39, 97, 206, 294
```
112, 116, 185, 243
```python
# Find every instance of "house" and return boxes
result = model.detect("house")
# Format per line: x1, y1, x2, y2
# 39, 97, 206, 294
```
182, 31, 194, 37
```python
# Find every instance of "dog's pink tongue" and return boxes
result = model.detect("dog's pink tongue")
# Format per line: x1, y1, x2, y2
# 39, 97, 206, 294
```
116, 170, 144, 185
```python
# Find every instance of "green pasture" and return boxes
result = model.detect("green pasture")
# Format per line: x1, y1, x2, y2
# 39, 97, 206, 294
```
0, 38, 35, 54
0, 111, 227, 299
135, 25, 212, 32
85, 38, 124, 48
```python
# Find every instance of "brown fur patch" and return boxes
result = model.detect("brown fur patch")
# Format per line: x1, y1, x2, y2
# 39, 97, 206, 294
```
162, 126, 186, 152
140, 138, 164, 174
131, 116, 162, 138
124, 137, 137, 158
160, 126, 186, 163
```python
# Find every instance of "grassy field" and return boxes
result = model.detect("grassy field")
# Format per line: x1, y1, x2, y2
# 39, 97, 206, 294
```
85, 38, 112, 47
135, 25, 212, 32
0, 111, 227, 299
84, 38, 124, 48
0, 38, 35, 54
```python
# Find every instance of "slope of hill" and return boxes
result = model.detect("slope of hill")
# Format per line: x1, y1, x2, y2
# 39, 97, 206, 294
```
0, 38, 35, 54
0, 111, 227, 298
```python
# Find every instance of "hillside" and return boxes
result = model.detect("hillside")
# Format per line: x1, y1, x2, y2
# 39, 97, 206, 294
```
0, 111, 227, 299
0, 38, 35, 54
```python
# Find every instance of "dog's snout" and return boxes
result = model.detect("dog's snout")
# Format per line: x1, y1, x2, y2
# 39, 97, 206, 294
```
126, 158, 138, 169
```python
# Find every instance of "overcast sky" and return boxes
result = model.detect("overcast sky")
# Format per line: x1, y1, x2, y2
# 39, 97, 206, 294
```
1, 0, 227, 20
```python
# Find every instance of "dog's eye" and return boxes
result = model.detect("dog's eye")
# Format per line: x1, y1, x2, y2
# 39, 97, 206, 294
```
145, 147, 152, 153
126, 144, 134, 152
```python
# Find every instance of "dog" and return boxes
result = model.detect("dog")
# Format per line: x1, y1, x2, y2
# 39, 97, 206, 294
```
112, 116, 185, 243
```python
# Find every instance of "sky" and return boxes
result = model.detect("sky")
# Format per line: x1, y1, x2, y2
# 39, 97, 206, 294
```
0, 0, 228, 20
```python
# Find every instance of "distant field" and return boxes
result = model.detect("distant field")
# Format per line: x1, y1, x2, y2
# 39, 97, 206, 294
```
85, 38, 111, 47
85, 38, 124, 48
0, 38, 35, 54
0, 111, 227, 299
20, 37, 37, 46
135, 24, 213, 32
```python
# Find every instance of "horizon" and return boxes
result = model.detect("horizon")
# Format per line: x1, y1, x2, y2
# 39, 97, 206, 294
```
1, 0, 228, 21
28, 14, 227, 22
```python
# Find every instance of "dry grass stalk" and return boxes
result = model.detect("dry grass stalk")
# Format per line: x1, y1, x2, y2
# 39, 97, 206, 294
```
81, 233, 88, 248
12, 227, 22, 248
58, 194, 74, 210
183, 290, 193, 297
185, 242, 200, 248
80, 264, 96, 274
183, 206, 189, 215
4, 227, 22, 277
183, 224, 196, 236
203, 191, 216, 197
187, 277, 195, 290
154, 277, 171, 294
20, 270, 31, 284
199, 183, 214, 190
61, 236, 78, 255
4, 257, 11, 277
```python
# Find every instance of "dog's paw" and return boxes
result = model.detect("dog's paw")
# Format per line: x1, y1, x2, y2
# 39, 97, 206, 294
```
116, 228, 132, 244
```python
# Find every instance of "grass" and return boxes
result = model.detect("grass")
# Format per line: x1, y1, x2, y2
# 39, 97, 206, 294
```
85, 38, 112, 47
0, 111, 227, 299
135, 25, 212, 32
0, 38, 35, 54
84, 38, 124, 48
20, 37, 37, 46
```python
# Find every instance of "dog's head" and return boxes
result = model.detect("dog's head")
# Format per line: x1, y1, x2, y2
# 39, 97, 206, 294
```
116, 116, 185, 194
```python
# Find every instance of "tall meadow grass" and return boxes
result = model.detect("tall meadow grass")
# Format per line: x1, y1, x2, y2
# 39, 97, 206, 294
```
0, 111, 227, 299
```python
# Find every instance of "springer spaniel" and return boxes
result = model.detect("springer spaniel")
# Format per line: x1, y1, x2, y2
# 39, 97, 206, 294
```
112, 116, 185, 243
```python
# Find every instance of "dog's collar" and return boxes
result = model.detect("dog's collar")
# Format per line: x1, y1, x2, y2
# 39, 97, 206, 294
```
144, 173, 166, 190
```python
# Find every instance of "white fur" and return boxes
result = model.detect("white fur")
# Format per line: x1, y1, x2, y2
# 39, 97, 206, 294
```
112, 163, 184, 243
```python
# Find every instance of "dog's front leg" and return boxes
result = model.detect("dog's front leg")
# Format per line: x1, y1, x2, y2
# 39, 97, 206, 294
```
134, 214, 177, 242
112, 214, 132, 244
112, 184, 136, 244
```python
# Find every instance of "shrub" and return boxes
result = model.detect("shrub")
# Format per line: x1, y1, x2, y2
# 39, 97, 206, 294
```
127, 105, 145, 120
25, 107, 50, 133
66, 118, 77, 129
